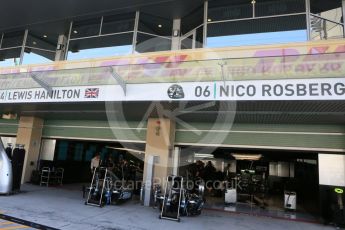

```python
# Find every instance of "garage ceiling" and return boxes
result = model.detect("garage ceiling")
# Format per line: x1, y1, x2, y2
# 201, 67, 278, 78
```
1, 100, 345, 125
0, 0, 340, 32
0, 0, 204, 32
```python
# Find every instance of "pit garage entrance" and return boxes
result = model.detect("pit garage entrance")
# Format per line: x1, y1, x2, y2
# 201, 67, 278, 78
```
178, 147, 321, 221
36, 139, 145, 187
0, 135, 145, 195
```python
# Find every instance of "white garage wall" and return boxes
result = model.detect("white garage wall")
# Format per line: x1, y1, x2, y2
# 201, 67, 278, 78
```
1, 136, 16, 147
319, 154, 345, 186
39, 139, 56, 161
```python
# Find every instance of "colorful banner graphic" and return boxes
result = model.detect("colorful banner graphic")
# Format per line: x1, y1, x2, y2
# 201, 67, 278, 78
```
0, 40, 345, 89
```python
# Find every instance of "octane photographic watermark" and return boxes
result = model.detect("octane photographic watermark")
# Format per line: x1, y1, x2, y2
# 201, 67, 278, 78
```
114, 178, 239, 191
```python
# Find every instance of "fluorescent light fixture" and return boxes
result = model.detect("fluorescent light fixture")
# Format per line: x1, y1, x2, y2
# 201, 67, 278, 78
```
106, 146, 145, 155
158, 24, 162, 28
73, 30, 78, 34
231, 153, 262, 161
43, 35, 47, 38
241, 169, 255, 174
207, 19, 212, 22
194, 153, 214, 159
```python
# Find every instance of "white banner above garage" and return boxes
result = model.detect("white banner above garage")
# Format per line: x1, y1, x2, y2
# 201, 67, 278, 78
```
0, 77, 344, 103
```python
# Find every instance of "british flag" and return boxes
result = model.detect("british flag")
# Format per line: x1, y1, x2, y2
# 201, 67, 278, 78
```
84, 88, 99, 98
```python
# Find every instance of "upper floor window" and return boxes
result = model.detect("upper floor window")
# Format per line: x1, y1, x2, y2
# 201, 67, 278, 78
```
0, 31, 25, 67
67, 13, 136, 60
206, 0, 308, 48
310, 0, 343, 40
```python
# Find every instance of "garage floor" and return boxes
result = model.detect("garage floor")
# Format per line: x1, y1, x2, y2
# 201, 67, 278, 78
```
204, 195, 318, 222
0, 184, 333, 230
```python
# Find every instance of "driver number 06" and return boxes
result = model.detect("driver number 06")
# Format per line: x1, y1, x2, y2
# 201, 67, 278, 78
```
195, 86, 212, 97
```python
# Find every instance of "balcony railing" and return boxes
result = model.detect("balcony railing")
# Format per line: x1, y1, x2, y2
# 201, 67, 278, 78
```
0, 46, 345, 90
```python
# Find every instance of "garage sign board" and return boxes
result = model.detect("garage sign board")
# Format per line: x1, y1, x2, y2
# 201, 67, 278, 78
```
0, 77, 344, 103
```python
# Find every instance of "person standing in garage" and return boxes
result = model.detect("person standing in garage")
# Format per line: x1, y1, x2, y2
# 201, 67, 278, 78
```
90, 152, 101, 173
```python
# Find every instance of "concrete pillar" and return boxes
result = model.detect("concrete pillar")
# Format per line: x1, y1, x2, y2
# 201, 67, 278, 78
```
143, 118, 175, 188
55, 35, 68, 61
16, 116, 43, 183
171, 19, 181, 50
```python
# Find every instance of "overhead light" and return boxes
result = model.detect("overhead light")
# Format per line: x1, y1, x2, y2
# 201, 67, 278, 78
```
158, 24, 162, 28
231, 153, 262, 161
194, 153, 214, 159
207, 19, 212, 22
56, 44, 64, 50
73, 30, 78, 34
173, 29, 180, 37
32, 41, 37, 45
2, 113, 17, 120
43, 35, 47, 38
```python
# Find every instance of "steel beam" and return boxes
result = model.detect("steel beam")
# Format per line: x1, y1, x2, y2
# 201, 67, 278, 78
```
305, 0, 311, 40
132, 11, 140, 54
203, 1, 208, 47
19, 29, 28, 65
109, 67, 126, 95
64, 21, 73, 60
342, 0, 345, 37
30, 72, 53, 94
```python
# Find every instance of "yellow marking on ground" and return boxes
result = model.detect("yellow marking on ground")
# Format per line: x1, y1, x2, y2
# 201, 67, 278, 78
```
0, 221, 13, 225
0, 225, 30, 229
0, 219, 32, 230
